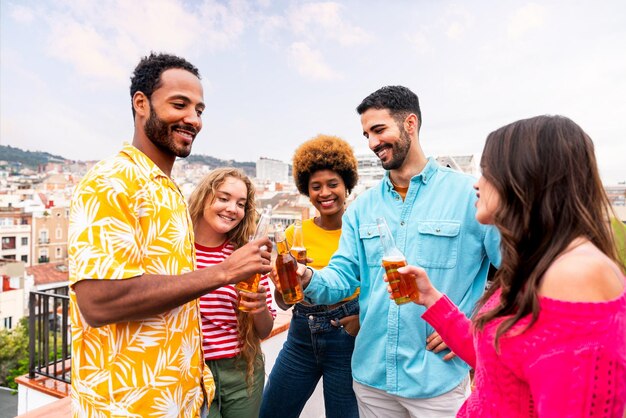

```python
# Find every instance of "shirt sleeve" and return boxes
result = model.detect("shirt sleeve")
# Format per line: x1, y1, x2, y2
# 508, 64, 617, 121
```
421, 294, 476, 368
303, 208, 361, 305
69, 174, 144, 284
484, 225, 501, 269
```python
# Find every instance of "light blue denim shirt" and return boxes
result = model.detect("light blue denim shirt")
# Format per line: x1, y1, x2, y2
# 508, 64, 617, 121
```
304, 157, 501, 399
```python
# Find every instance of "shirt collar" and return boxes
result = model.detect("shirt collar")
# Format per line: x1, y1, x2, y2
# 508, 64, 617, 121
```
119, 142, 169, 181
383, 156, 438, 190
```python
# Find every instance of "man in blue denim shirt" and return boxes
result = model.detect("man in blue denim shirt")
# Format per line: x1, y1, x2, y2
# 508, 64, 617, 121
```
299, 86, 501, 417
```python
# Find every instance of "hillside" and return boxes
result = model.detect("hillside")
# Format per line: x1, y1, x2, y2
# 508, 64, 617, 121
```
0, 145, 67, 168
0, 144, 256, 176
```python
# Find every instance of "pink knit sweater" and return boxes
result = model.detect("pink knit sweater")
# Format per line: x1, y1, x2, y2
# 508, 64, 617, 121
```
422, 286, 626, 417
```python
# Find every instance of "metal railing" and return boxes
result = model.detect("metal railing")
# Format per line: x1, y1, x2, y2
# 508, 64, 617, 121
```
28, 286, 71, 384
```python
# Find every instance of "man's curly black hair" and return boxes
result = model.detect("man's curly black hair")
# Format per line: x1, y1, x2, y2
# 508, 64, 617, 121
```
292, 134, 359, 197
129, 52, 200, 118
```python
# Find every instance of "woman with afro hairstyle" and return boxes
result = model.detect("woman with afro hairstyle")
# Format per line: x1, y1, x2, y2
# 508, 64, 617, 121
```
188, 167, 276, 418
260, 134, 360, 418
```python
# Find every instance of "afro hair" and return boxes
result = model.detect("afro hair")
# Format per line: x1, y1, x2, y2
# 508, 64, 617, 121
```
292, 134, 359, 196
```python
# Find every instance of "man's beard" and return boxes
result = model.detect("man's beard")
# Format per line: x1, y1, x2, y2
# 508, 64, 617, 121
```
375, 127, 411, 170
144, 105, 196, 158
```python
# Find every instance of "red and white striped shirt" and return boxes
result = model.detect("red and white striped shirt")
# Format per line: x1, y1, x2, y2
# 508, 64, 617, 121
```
196, 241, 275, 360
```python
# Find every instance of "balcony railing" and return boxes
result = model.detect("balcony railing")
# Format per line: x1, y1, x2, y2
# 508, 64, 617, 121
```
28, 286, 71, 384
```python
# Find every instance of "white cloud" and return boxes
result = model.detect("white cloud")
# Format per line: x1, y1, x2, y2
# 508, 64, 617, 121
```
408, 31, 432, 54
287, 2, 370, 46
32, 0, 251, 84
507, 2, 546, 39
258, 15, 287, 46
46, 17, 128, 83
9, 4, 35, 23
443, 5, 474, 40
287, 42, 340, 80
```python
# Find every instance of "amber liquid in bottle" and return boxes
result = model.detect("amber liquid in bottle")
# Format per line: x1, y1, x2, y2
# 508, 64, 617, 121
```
290, 220, 307, 264
275, 230, 304, 304
377, 217, 419, 305
235, 207, 271, 311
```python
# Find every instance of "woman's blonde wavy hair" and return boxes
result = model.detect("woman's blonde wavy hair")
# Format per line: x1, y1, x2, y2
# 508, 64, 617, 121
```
188, 167, 263, 390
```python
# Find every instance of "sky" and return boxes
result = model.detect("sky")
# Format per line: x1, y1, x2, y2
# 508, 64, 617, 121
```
1, 0, 625, 183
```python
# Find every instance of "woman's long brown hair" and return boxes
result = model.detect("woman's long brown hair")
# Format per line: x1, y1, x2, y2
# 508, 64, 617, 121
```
188, 167, 263, 390
473, 115, 623, 347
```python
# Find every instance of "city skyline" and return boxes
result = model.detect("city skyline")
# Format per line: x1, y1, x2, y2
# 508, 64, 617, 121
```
1, 0, 625, 183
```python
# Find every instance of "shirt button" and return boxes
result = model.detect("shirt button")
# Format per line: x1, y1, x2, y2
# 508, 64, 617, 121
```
400, 221, 405, 226
308, 315, 314, 320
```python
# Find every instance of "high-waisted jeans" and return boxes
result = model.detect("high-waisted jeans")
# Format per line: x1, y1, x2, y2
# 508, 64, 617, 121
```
260, 298, 360, 418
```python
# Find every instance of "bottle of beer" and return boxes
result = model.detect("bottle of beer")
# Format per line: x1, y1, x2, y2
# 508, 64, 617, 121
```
275, 229, 304, 304
290, 220, 307, 265
376, 217, 419, 305
235, 206, 272, 311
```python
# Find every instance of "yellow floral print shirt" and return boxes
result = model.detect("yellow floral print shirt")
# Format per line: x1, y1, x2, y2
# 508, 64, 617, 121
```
68, 143, 214, 417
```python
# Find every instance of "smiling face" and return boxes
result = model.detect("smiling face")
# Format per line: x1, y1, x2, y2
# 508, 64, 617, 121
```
360, 108, 412, 170
308, 169, 347, 218
198, 176, 248, 243
474, 175, 500, 225
140, 68, 205, 159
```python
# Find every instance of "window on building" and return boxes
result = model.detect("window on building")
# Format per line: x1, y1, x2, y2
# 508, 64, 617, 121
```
39, 230, 49, 244
56, 227, 62, 239
21, 237, 28, 246
2, 236, 16, 250
56, 247, 62, 259
39, 248, 49, 263
3, 317, 12, 330
21, 255, 28, 263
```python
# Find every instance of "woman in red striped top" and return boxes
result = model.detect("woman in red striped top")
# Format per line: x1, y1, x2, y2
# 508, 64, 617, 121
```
188, 167, 276, 418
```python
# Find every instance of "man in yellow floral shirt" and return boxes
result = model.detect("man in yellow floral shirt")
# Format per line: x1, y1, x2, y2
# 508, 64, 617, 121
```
68, 53, 273, 417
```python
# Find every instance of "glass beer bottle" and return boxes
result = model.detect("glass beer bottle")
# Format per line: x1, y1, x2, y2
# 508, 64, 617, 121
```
377, 217, 419, 305
236, 206, 272, 312
290, 220, 307, 265
275, 229, 304, 304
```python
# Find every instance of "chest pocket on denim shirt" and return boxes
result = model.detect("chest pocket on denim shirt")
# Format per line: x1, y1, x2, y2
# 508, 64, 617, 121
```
359, 224, 382, 267
415, 221, 460, 269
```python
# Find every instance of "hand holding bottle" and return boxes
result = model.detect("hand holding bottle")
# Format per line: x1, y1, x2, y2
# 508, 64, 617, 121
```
382, 264, 443, 309
235, 207, 272, 312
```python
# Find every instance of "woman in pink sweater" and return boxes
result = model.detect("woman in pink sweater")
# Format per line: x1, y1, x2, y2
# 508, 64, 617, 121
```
397, 115, 626, 417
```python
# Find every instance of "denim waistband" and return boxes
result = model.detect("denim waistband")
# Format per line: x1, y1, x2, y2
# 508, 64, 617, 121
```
293, 297, 359, 318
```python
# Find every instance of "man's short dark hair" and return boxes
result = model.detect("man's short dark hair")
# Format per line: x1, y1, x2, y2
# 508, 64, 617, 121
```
356, 85, 422, 131
129, 52, 200, 117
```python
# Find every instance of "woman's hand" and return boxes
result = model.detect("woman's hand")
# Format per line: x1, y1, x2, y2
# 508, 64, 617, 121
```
331, 314, 360, 337
383, 264, 443, 309
238, 284, 270, 314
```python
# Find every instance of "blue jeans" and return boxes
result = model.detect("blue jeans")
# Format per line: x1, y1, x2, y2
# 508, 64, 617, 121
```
260, 298, 359, 418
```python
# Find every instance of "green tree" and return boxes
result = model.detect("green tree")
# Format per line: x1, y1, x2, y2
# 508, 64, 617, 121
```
611, 217, 626, 269
0, 317, 29, 390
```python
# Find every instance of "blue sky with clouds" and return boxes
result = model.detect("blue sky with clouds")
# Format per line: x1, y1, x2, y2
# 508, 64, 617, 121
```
1, 0, 625, 182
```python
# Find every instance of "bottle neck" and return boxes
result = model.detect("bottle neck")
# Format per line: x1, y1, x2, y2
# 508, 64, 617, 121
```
276, 239, 290, 255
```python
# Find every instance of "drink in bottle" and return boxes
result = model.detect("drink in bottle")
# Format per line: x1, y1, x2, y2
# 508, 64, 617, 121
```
290, 220, 307, 264
236, 207, 271, 312
275, 229, 304, 304
377, 217, 419, 305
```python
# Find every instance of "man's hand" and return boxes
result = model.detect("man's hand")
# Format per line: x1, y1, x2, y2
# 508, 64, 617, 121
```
222, 237, 273, 284
426, 331, 457, 361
